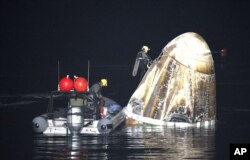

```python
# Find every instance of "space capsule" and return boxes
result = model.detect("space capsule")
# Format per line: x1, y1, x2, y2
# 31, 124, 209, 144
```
125, 32, 216, 126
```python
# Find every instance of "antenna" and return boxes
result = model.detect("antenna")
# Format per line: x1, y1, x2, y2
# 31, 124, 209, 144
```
57, 60, 60, 91
87, 60, 90, 90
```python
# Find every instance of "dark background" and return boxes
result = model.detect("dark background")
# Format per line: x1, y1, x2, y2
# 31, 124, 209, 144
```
1, 0, 250, 105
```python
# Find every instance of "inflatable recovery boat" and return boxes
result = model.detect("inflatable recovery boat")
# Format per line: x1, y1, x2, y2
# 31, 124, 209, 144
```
32, 91, 126, 135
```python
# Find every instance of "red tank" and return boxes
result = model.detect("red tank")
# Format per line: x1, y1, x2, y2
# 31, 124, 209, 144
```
59, 76, 74, 92
74, 76, 88, 92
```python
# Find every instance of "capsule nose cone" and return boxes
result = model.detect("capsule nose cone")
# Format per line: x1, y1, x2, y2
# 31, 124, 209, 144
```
164, 32, 214, 74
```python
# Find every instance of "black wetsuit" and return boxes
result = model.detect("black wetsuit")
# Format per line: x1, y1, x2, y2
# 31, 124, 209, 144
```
88, 82, 103, 119
89, 83, 102, 99
137, 51, 152, 79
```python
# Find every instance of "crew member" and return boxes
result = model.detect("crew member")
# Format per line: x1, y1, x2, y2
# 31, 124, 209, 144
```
88, 79, 108, 119
89, 78, 108, 99
132, 45, 152, 80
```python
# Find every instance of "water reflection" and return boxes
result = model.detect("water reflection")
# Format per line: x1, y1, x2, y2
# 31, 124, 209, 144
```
33, 124, 215, 159
33, 135, 109, 160
125, 125, 215, 159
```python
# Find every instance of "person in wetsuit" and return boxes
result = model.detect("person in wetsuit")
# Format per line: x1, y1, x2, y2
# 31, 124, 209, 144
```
89, 78, 107, 99
88, 79, 108, 119
132, 45, 152, 80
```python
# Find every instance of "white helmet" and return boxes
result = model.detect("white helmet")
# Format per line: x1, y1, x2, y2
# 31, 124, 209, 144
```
141, 45, 150, 52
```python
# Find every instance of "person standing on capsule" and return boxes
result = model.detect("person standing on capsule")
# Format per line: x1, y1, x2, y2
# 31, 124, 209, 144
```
132, 45, 152, 80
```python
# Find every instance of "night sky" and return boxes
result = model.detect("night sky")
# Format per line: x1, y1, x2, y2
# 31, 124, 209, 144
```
1, 0, 250, 104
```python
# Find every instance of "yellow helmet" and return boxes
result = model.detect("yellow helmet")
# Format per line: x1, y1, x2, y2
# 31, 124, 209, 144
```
100, 78, 108, 87
141, 45, 150, 52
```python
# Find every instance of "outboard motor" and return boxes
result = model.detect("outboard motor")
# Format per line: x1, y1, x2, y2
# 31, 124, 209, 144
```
32, 114, 48, 133
67, 97, 84, 135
